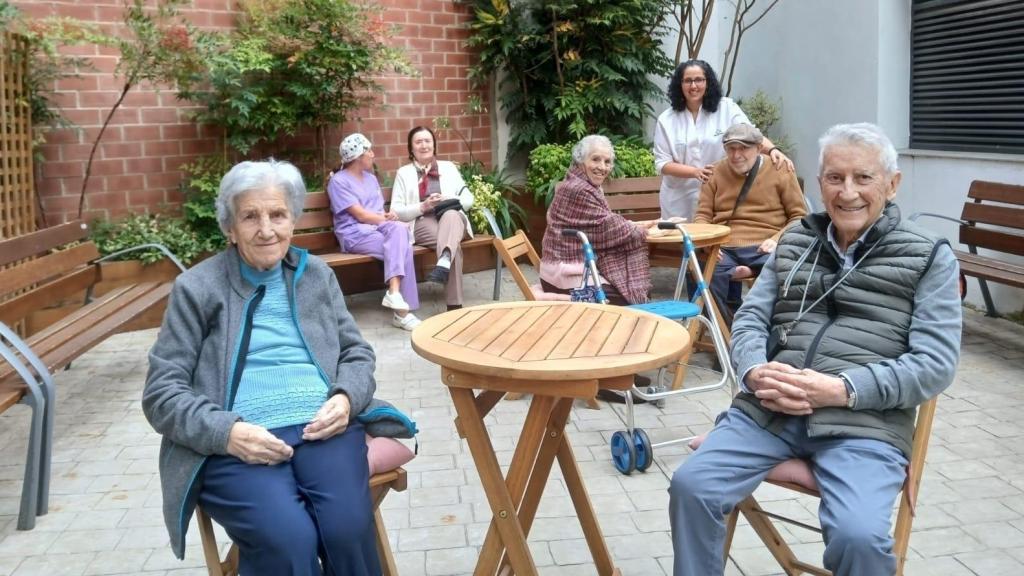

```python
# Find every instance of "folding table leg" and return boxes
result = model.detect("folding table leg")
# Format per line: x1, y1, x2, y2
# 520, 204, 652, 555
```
448, 387, 537, 576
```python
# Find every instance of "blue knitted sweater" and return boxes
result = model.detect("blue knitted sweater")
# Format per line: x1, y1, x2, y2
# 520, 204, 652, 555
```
232, 262, 328, 429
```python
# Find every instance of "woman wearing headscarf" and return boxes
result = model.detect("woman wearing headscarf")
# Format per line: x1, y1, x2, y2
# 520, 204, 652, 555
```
540, 134, 653, 305
327, 133, 421, 330
390, 126, 475, 311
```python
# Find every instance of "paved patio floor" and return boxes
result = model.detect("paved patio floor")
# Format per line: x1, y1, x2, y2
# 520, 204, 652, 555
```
1, 267, 1023, 575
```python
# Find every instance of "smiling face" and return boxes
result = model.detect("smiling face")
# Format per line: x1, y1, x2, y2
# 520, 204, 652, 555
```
818, 144, 901, 250
582, 143, 614, 187
228, 187, 295, 271
725, 142, 760, 175
410, 129, 435, 164
682, 65, 707, 109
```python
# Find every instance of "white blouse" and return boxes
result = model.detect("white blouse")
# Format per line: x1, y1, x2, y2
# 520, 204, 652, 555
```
652, 97, 752, 221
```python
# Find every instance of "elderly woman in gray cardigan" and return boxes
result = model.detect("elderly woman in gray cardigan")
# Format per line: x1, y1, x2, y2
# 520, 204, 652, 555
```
143, 160, 381, 575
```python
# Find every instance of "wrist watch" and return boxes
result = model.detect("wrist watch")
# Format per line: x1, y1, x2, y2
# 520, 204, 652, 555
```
839, 374, 856, 409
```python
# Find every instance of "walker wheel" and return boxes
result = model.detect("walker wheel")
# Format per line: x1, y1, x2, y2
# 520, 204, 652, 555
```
633, 428, 653, 472
610, 430, 637, 475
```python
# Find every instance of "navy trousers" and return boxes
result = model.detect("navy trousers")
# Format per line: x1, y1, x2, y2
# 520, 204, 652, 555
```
199, 422, 381, 576
709, 245, 770, 323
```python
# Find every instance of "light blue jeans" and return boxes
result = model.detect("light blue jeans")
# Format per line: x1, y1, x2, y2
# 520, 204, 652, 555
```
669, 408, 907, 576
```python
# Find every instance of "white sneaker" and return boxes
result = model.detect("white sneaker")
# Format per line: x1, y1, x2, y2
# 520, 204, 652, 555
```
381, 291, 409, 311
392, 313, 421, 331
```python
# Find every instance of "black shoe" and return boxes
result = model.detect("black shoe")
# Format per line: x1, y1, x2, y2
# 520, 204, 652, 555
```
446, 304, 463, 312
428, 265, 450, 284
596, 380, 650, 404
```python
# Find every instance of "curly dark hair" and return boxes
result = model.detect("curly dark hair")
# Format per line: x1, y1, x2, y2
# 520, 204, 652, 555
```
668, 60, 723, 114
407, 126, 438, 161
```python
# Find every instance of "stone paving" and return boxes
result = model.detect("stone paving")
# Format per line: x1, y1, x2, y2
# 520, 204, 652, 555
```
1, 267, 1023, 575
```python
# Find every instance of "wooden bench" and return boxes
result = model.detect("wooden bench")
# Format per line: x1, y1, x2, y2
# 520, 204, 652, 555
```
0, 221, 183, 530
293, 192, 502, 299
912, 180, 1024, 317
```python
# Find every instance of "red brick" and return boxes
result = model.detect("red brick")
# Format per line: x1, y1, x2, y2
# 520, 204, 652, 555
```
105, 173, 146, 192
445, 52, 471, 66
127, 188, 167, 208
100, 142, 140, 159
90, 158, 125, 176
146, 171, 184, 189
420, 24, 445, 39
61, 143, 97, 161
144, 140, 182, 156
95, 5, 127, 23
63, 108, 102, 126
123, 91, 160, 107
141, 108, 180, 124
123, 125, 162, 141
109, 107, 139, 125
181, 139, 217, 155
432, 12, 457, 26
420, 52, 444, 66
44, 161, 86, 178
161, 124, 199, 140
83, 190, 129, 211
91, 56, 119, 74
432, 40, 457, 52
54, 75, 98, 91
124, 157, 164, 174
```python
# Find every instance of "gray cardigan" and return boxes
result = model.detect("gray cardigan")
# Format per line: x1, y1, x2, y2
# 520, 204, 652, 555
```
143, 245, 376, 559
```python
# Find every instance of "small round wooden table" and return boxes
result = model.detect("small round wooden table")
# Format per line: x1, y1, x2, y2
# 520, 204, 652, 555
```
411, 301, 690, 576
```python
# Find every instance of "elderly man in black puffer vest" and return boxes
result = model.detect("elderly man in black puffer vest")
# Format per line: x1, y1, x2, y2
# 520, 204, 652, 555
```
669, 123, 962, 576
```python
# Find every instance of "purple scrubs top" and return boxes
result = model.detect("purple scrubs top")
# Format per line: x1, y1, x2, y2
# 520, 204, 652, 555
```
327, 170, 384, 252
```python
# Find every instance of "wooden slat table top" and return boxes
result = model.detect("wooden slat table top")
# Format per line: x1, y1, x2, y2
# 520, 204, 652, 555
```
411, 301, 689, 383
645, 223, 731, 245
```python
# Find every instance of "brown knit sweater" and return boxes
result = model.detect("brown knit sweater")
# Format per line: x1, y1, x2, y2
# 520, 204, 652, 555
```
695, 155, 807, 247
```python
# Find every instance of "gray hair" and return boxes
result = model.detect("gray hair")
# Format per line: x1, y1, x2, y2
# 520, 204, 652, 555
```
818, 123, 898, 175
571, 134, 615, 167
216, 159, 306, 234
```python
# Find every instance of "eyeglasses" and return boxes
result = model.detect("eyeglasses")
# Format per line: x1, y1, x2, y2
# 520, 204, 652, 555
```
682, 77, 707, 86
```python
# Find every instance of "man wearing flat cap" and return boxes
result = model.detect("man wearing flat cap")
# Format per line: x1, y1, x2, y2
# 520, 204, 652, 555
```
694, 123, 807, 322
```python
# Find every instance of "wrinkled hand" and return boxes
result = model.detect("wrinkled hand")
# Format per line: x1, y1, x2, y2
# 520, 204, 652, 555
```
768, 148, 795, 172
420, 194, 441, 213
303, 393, 351, 441
747, 362, 848, 415
758, 238, 778, 254
693, 164, 714, 183
746, 362, 812, 415
226, 422, 293, 465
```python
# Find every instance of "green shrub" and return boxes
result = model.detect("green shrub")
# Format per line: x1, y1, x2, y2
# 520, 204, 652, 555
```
459, 163, 526, 237
91, 213, 217, 266
526, 142, 656, 206
736, 90, 794, 158
180, 155, 230, 252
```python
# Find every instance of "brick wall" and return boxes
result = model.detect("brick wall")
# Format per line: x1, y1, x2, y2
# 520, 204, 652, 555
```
13, 0, 490, 225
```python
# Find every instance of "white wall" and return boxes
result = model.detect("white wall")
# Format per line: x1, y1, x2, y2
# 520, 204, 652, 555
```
721, 0, 1024, 313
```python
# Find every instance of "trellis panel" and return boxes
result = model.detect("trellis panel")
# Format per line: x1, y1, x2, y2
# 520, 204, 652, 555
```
1, 31, 35, 239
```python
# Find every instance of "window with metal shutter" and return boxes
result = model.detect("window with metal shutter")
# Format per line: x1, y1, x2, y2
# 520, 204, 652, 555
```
910, 0, 1024, 154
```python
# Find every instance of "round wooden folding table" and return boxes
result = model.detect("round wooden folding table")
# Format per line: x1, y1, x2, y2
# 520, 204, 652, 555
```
411, 301, 689, 575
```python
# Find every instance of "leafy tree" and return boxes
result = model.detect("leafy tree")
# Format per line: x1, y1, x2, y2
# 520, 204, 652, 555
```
179, 0, 414, 177
465, 0, 674, 155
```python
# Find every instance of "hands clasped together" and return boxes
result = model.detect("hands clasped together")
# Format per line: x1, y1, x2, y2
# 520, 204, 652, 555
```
226, 394, 352, 465
745, 362, 848, 415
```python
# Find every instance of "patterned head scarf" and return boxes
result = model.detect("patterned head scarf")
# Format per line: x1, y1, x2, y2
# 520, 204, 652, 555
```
339, 133, 372, 164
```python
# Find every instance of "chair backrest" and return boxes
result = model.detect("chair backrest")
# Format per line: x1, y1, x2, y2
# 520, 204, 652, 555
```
492, 230, 540, 301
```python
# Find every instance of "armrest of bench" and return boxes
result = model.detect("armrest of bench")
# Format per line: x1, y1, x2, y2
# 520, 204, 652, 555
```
94, 243, 188, 273
909, 212, 967, 226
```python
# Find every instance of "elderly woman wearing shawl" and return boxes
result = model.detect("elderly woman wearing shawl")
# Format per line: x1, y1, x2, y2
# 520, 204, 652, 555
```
540, 135, 654, 305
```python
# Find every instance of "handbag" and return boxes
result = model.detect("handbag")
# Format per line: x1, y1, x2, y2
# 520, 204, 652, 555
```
432, 198, 463, 219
